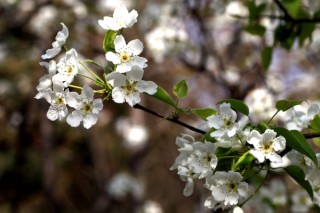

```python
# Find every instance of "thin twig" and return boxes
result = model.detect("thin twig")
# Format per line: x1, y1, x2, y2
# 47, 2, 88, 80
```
303, 132, 320, 139
133, 104, 206, 135
273, 0, 294, 21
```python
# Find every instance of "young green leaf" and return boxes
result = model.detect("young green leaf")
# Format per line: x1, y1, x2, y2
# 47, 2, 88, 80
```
275, 99, 303, 112
274, 127, 318, 166
173, 80, 188, 99
309, 115, 320, 147
233, 151, 255, 172
190, 108, 217, 120
217, 99, 249, 116
244, 24, 266, 36
103, 30, 117, 53
150, 86, 177, 108
261, 47, 273, 71
282, 0, 301, 18
285, 165, 313, 199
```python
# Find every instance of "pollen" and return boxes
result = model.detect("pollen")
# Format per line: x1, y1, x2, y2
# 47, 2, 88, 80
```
65, 65, 75, 76
82, 102, 93, 115
120, 52, 131, 63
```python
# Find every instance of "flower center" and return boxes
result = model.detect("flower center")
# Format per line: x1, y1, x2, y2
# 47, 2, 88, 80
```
82, 102, 93, 115
65, 65, 75, 76
122, 81, 137, 95
262, 141, 274, 153
55, 95, 65, 105
223, 118, 232, 127
120, 52, 131, 63
227, 181, 238, 193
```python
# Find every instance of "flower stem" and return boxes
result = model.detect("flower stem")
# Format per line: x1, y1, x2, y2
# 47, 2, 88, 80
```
80, 61, 104, 84
267, 109, 280, 125
239, 168, 269, 207
77, 72, 97, 82
68, 84, 83, 90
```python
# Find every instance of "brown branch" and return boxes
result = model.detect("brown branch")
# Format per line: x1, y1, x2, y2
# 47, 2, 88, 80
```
273, 0, 294, 21
231, 14, 320, 24
303, 132, 320, 139
133, 104, 206, 135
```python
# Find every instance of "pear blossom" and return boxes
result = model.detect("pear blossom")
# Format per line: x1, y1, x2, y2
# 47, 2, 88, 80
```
98, 5, 138, 31
188, 141, 218, 179
291, 190, 313, 213
247, 129, 286, 164
170, 134, 195, 170
41, 22, 69, 59
42, 82, 69, 121
66, 84, 103, 129
285, 103, 320, 131
35, 60, 57, 99
106, 35, 147, 73
259, 179, 287, 206
205, 171, 248, 207
207, 103, 242, 138
106, 66, 157, 106
177, 166, 199, 196
53, 48, 79, 86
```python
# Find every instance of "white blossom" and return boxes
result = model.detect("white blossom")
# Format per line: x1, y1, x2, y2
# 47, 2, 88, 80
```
106, 66, 157, 106
188, 141, 218, 179
207, 103, 241, 138
205, 171, 248, 207
98, 5, 138, 31
291, 190, 313, 213
53, 48, 79, 86
285, 103, 320, 131
106, 35, 147, 73
247, 129, 286, 164
35, 60, 57, 99
259, 179, 287, 206
66, 84, 103, 129
170, 134, 195, 170
42, 82, 69, 121
41, 22, 69, 59
107, 172, 144, 200
177, 166, 198, 196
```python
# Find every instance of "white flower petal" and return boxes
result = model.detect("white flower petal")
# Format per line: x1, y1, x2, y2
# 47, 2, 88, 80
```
106, 72, 126, 87
136, 81, 157, 94
127, 39, 143, 55
126, 66, 144, 81
92, 99, 103, 113
308, 103, 320, 118
116, 62, 132, 73
125, 92, 140, 106
250, 149, 266, 163
81, 84, 94, 101
106, 52, 120, 64
273, 136, 286, 151
66, 91, 80, 109
66, 110, 83, 127
183, 178, 194, 197
207, 115, 223, 129
114, 35, 126, 52
83, 113, 98, 129
47, 106, 59, 121
112, 87, 126, 104
266, 152, 283, 163
132, 56, 148, 68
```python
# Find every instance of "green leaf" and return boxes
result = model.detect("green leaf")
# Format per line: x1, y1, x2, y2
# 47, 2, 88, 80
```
275, 99, 303, 111
298, 23, 315, 46
233, 151, 255, 172
173, 80, 188, 99
217, 99, 249, 116
202, 128, 217, 142
274, 127, 318, 166
309, 115, 320, 147
190, 108, 217, 120
285, 165, 313, 199
150, 86, 177, 108
244, 24, 266, 36
274, 23, 296, 50
103, 30, 117, 53
247, 1, 266, 21
261, 47, 273, 71
282, 0, 301, 18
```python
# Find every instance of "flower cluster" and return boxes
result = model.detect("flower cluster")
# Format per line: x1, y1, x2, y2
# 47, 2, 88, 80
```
171, 103, 289, 210
99, 6, 158, 106
36, 5, 158, 128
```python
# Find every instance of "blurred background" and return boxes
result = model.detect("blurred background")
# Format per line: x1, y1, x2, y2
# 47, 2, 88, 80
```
1, 0, 320, 212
